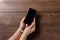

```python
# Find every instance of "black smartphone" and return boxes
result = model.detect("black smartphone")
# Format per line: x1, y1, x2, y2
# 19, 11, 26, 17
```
24, 8, 37, 25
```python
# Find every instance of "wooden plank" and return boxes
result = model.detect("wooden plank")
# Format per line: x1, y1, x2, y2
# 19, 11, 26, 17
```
0, 0, 60, 9
0, 32, 15, 40
0, 13, 60, 26
0, 13, 60, 30
39, 13, 60, 23
34, 0, 60, 2
0, 1, 60, 6
0, 13, 60, 25
32, 29, 60, 40
0, 13, 26, 26
0, 0, 60, 13
0, 0, 60, 5
0, 13, 60, 40
0, 0, 60, 40
0, 0, 60, 3
0, 4, 60, 13
0, 23, 60, 31
0, 23, 60, 30
0, 24, 60, 32
0, 29, 16, 33
0, 0, 32, 3
0, 29, 60, 40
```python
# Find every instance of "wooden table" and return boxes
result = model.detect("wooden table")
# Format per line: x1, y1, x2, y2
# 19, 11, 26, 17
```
0, 0, 60, 40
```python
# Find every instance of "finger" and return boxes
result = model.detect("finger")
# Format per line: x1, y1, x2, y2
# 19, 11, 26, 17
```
31, 18, 36, 31
34, 17, 36, 20
31, 18, 35, 28
21, 17, 25, 23
30, 25, 35, 33
31, 18, 35, 27
31, 26, 35, 32
20, 17, 26, 27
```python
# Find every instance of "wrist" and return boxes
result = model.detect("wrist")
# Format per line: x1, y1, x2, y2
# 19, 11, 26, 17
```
19, 26, 25, 31
20, 33, 27, 40
18, 28, 24, 33
22, 33, 28, 38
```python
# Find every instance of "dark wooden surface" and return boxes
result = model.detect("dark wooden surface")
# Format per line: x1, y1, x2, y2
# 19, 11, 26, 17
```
0, 0, 60, 40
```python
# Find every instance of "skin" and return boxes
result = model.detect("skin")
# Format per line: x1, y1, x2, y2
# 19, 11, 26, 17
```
8, 17, 35, 40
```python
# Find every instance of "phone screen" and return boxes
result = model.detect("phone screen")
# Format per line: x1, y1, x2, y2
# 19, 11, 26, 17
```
24, 8, 36, 25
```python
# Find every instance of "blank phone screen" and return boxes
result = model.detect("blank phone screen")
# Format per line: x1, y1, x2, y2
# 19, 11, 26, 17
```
24, 8, 36, 25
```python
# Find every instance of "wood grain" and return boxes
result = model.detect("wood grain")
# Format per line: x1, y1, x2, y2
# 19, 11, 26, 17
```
0, 13, 60, 26
32, 29, 60, 40
0, 13, 60, 40
0, 0, 60, 40
0, 0, 60, 3
0, 0, 60, 13
0, 13, 60, 29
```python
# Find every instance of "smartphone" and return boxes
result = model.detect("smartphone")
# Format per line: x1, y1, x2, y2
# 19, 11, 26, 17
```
24, 8, 37, 25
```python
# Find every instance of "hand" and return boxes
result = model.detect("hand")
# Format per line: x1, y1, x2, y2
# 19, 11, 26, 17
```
23, 18, 35, 37
19, 17, 26, 30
